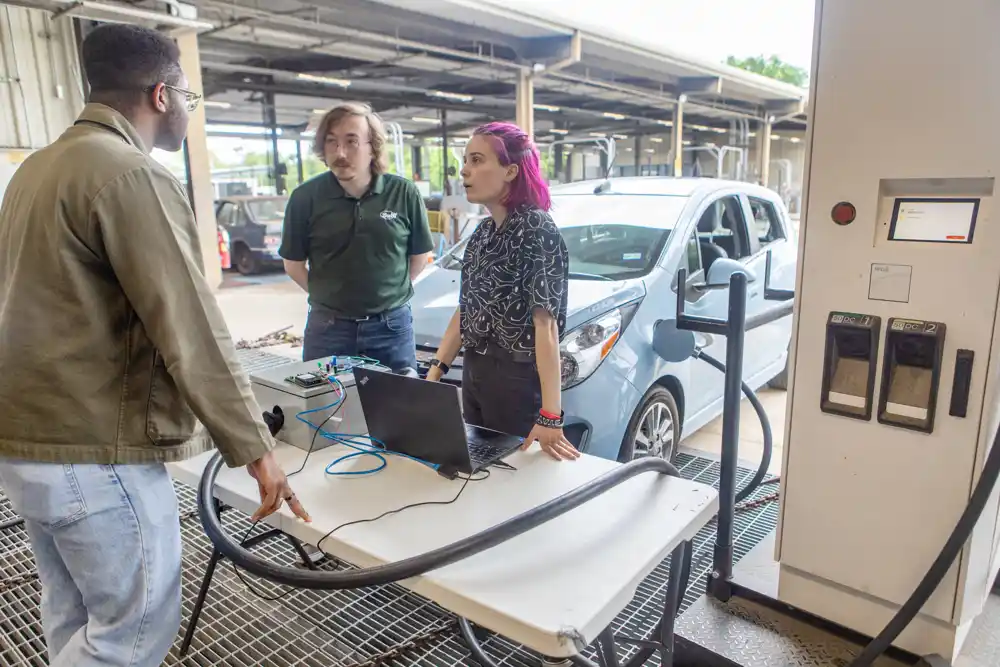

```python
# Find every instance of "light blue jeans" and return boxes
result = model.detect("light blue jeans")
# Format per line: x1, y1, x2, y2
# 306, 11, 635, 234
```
0, 460, 181, 666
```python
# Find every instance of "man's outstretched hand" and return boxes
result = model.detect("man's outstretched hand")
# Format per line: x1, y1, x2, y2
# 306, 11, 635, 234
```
246, 451, 312, 523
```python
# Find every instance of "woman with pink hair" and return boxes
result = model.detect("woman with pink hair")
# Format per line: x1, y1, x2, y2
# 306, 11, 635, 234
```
426, 122, 580, 472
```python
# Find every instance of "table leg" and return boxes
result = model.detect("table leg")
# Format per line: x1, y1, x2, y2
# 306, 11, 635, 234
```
596, 627, 620, 667
179, 547, 223, 657
459, 617, 498, 667
659, 541, 691, 667
179, 524, 302, 657
618, 539, 693, 667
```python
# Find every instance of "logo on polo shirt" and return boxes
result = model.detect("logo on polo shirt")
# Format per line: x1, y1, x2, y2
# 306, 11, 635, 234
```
380, 210, 399, 221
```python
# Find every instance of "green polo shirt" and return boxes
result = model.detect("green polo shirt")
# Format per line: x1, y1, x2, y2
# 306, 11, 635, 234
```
279, 172, 434, 316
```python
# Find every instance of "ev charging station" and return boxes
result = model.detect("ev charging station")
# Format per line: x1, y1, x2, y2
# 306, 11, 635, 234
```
671, 0, 1000, 665
777, 0, 1000, 660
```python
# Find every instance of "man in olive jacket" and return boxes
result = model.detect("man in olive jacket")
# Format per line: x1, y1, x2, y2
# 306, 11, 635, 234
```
0, 24, 310, 666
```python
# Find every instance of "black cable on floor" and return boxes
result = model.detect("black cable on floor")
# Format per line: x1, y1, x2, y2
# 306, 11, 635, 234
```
0, 517, 24, 531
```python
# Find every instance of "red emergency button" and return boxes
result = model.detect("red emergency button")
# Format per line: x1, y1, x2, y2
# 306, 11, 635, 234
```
831, 201, 857, 226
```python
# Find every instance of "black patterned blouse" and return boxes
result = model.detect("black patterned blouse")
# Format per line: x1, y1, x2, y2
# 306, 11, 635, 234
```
459, 205, 569, 355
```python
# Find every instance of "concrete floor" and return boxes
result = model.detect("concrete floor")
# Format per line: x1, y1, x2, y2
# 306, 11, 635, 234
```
215, 271, 788, 473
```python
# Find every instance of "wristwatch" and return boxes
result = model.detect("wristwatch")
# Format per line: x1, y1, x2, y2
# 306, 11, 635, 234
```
428, 358, 450, 374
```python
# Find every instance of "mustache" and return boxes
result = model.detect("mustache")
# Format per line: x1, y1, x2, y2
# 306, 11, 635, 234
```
333, 160, 352, 168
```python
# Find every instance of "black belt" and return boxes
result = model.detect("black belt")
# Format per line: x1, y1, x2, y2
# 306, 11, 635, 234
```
469, 340, 535, 364
313, 304, 405, 322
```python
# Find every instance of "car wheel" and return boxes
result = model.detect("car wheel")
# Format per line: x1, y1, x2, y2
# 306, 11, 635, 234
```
234, 245, 258, 276
618, 386, 680, 464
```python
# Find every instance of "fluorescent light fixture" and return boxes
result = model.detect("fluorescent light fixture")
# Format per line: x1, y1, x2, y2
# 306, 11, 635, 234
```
297, 73, 351, 87
207, 124, 282, 136
564, 144, 575, 149
789, 137, 802, 143
771, 134, 782, 140
625, 147, 633, 152
682, 140, 692, 145
203, 100, 231, 109
550, 128, 569, 135
301, 130, 316, 138
612, 134, 629, 140
402, 133, 415, 139
649, 137, 664, 143
644, 148, 656, 153
602, 112, 626, 120
656, 120, 673, 127
312, 108, 329, 115
534, 104, 561, 112
589, 132, 607, 138
714, 128, 728, 134
47, 0, 213, 34
411, 116, 441, 124
748, 131, 757, 137
428, 90, 473, 102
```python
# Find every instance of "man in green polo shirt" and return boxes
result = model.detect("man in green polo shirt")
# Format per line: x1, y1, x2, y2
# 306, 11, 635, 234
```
280, 102, 434, 371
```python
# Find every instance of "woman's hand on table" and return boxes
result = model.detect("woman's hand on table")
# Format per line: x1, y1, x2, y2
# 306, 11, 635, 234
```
246, 451, 312, 522
522, 424, 581, 461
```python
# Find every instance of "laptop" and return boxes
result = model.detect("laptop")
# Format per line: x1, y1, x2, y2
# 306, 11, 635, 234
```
352, 367, 523, 477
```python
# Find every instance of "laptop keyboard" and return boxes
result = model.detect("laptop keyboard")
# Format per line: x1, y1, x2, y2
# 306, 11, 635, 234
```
466, 431, 515, 468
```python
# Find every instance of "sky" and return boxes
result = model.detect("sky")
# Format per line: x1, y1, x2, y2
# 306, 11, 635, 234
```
502, 0, 816, 70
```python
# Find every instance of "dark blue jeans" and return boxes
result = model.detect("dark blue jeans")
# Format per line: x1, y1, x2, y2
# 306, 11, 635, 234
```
302, 303, 418, 373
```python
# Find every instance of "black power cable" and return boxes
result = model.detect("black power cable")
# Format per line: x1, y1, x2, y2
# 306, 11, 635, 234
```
696, 350, 774, 503
849, 422, 1000, 666
197, 453, 681, 591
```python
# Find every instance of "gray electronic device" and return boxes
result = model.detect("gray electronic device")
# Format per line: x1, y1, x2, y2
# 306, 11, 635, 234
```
249, 356, 371, 451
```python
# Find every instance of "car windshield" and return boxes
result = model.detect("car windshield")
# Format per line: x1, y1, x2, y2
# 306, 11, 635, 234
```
247, 198, 288, 222
437, 193, 688, 280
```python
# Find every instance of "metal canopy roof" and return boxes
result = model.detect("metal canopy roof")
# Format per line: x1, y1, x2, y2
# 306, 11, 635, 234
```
188, 0, 808, 140
5, 0, 809, 140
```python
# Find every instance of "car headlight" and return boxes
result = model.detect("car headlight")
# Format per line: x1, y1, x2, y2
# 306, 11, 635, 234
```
560, 308, 628, 390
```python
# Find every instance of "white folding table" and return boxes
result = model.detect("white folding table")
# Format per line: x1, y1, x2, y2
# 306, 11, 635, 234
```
168, 441, 718, 663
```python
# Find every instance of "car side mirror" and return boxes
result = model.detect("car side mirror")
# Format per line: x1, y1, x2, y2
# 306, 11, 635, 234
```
697, 258, 758, 291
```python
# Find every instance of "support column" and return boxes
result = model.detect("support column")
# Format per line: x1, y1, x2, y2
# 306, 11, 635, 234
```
176, 32, 222, 290
634, 136, 641, 174
759, 116, 773, 187
515, 70, 534, 137
554, 143, 563, 182
671, 95, 686, 177
295, 139, 304, 185
265, 91, 284, 195
411, 144, 422, 180
441, 109, 449, 194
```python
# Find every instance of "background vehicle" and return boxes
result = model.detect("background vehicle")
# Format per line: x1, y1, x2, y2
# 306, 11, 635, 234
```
410, 177, 797, 463
215, 195, 288, 275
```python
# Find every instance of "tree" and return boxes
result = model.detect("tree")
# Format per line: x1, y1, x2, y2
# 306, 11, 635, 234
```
726, 55, 808, 88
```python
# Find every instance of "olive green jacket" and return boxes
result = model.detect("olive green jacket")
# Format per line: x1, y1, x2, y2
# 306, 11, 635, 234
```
0, 104, 273, 468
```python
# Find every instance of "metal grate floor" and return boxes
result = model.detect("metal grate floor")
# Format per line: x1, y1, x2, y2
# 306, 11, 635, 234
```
0, 351, 781, 666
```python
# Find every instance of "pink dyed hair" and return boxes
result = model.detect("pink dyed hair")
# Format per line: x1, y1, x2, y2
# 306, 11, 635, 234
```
472, 121, 552, 212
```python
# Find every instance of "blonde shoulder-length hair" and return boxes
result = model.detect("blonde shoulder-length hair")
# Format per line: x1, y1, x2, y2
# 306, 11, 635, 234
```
311, 101, 389, 175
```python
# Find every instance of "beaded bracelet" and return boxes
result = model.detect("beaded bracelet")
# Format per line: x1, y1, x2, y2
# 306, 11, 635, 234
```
536, 410, 565, 428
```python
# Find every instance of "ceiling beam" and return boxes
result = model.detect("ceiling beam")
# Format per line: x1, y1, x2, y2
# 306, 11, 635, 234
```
677, 76, 723, 95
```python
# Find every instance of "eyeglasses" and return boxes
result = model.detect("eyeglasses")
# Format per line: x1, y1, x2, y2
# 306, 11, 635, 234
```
146, 83, 202, 112
324, 136, 369, 153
